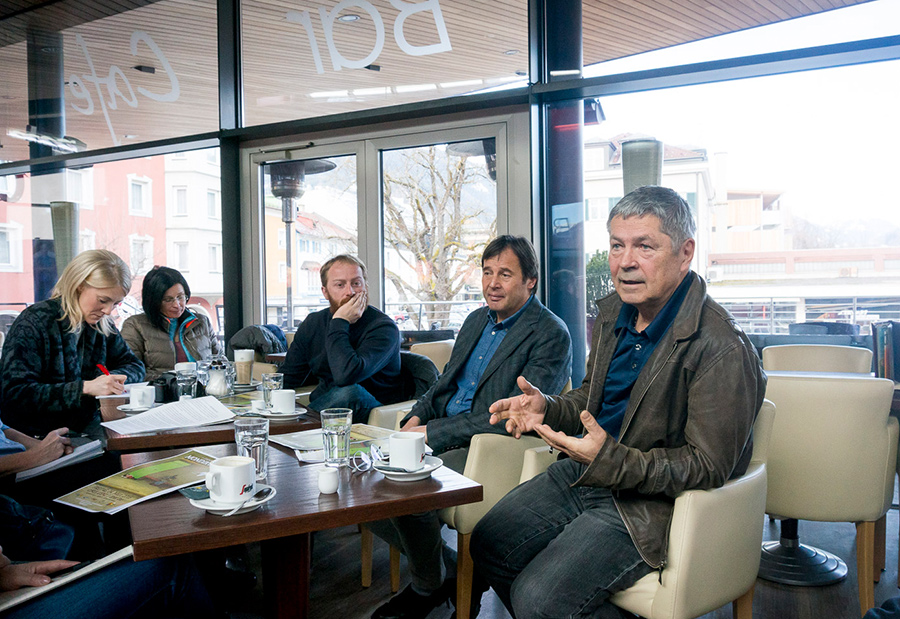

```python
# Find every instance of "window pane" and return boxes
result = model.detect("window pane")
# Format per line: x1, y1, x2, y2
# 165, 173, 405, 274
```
0, 231, 9, 265
241, 0, 528, 127
0, 0, 218, 164
582, 59, 900, 334
175, 188, 188, 215
382, 139, 497, 332
261, 155, 357, 330
0, 148, 224, 340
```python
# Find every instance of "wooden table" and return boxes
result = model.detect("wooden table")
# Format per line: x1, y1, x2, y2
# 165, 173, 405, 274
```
101, 395, 318, 452
124, 444, 482, 619
265, 351, 286, 364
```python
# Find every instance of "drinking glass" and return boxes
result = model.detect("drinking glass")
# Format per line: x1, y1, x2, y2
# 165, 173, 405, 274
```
175, 369, 197, 400
261, 372, 284, 408
321, 408, 353, 468
234, 417, 269, 480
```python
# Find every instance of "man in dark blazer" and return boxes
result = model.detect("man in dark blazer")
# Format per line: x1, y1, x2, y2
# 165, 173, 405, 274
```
369, 235, 572, 619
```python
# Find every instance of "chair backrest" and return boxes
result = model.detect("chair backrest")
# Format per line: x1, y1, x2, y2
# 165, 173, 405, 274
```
410, 339, 455, 373
751, 399, 775, 465
399, 351, 440, 400
762, 344, 872, 373
764, 373, 897, 521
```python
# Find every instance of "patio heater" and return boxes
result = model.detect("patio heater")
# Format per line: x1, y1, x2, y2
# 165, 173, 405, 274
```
267, 159, 335, 329
447, 138, 497, 182
621, 138, 663, 195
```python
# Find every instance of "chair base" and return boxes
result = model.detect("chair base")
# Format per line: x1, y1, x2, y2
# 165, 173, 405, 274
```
758, 540, 848, 586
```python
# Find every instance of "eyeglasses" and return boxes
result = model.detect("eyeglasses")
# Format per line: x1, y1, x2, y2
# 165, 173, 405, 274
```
162, 293, 188, 305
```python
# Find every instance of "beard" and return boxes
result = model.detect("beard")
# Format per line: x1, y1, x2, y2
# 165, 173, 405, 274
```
326, 292, 354, 314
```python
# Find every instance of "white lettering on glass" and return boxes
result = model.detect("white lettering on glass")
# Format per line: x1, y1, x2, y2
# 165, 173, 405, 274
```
286, 0, 451, 75
286, 11, 326, 74
67, 31, 181, 146
320, 1, 385, 71
389, 0, 451, 56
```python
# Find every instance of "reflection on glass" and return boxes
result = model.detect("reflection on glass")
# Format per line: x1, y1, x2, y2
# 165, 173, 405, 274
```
241, 0, 528, 127
0, 0, 218, 163
261, 156, 357, 330
381, 139, 497, 332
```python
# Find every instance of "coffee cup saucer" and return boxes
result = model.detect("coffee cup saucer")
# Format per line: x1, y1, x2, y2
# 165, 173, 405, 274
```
189, 484, 276, 515
374, 455, 442, 482
117, 403, 158, 415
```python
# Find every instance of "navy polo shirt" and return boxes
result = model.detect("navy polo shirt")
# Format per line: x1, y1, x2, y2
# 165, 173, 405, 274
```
445, 296, 534, 417
595, 274, 692, 439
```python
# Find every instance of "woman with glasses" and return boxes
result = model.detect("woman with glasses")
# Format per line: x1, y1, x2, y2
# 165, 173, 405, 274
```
0, 250, 145, 437
121, 266, 220, 381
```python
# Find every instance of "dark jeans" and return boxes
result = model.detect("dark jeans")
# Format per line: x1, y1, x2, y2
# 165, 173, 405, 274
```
309, 384, 382, 424
470, 458, 652, 619
6, 555, 216, 619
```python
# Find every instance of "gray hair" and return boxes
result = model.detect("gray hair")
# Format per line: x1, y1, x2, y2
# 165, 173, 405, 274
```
607, 186, 696, 248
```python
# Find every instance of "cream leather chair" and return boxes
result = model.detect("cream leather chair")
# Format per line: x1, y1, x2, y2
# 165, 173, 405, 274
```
512, 402, 775, 619
761, 374, 896, 617
601, 400, 773, 619
762, 344, 872, 373
439, 434, 549, 619
410, 339, 455, 373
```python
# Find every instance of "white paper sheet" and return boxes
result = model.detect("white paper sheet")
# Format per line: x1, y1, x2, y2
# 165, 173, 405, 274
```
100, 396, 234, 434
16, 440, 104, 481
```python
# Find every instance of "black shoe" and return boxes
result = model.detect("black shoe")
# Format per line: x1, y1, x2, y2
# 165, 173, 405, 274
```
371, 583, 452, 619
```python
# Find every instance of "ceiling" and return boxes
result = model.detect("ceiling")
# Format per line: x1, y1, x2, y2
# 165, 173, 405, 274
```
0, 0, 876, 163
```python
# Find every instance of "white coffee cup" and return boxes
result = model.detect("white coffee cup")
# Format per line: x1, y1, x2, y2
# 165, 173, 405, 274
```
205, 456, 257, 505
389, 432, 426, 471
271, 389, 295, 414
130, 385, 156, 408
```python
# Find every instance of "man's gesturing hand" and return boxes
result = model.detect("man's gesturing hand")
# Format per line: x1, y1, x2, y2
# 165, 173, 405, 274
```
488, 376, 547, 438
534, 410, 607, 465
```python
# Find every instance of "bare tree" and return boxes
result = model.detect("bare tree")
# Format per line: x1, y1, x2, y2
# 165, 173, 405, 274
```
382, 145, 495, 328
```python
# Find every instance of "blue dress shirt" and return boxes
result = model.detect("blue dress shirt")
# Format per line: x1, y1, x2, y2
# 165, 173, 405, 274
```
596, 274, 692, 438
445, 296, 534, 417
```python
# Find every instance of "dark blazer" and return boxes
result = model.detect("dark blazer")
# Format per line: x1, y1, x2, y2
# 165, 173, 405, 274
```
0, 297, 145, 435
404, 297, 572, 454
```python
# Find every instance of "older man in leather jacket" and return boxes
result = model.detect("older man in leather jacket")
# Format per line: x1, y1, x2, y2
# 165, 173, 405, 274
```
470, 186, 766, 619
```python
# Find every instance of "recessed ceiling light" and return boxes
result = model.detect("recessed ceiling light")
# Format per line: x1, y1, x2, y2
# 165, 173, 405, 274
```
132, 65, 156, 74
504, 50, 519, 56
123, 134, 138, 139
337, 14, 360, 22
515, 70, 527, 76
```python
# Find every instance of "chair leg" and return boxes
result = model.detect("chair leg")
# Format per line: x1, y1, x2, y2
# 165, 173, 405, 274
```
857, 521, 876, 617
390, 544, 401, 593
361, 525, 373, 588
456, 532, 474, 619
732, 585, 754, 619
875, 514, 886, 582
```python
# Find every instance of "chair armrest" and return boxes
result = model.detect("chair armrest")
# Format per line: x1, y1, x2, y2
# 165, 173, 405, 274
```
519, 445, 557, 484
369, 401, 415, 431
440, 434, 546, 534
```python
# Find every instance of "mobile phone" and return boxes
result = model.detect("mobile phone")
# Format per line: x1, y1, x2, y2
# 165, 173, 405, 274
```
51, 560, 94, 580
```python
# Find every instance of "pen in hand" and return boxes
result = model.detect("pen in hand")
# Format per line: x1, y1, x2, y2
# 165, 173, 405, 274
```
96, 364, 110, 376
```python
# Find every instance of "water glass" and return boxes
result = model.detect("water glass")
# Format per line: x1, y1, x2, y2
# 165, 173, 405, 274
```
321, 408, 353, 468
175, 369, 197, 400
234, 417, 269, 480
261, 372, 284, 408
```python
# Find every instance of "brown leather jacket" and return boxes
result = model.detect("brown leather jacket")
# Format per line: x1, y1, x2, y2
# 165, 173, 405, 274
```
543, 272, 766, 568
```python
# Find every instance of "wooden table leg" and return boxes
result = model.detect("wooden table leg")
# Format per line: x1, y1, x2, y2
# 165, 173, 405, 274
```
262, 533, 311, 619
